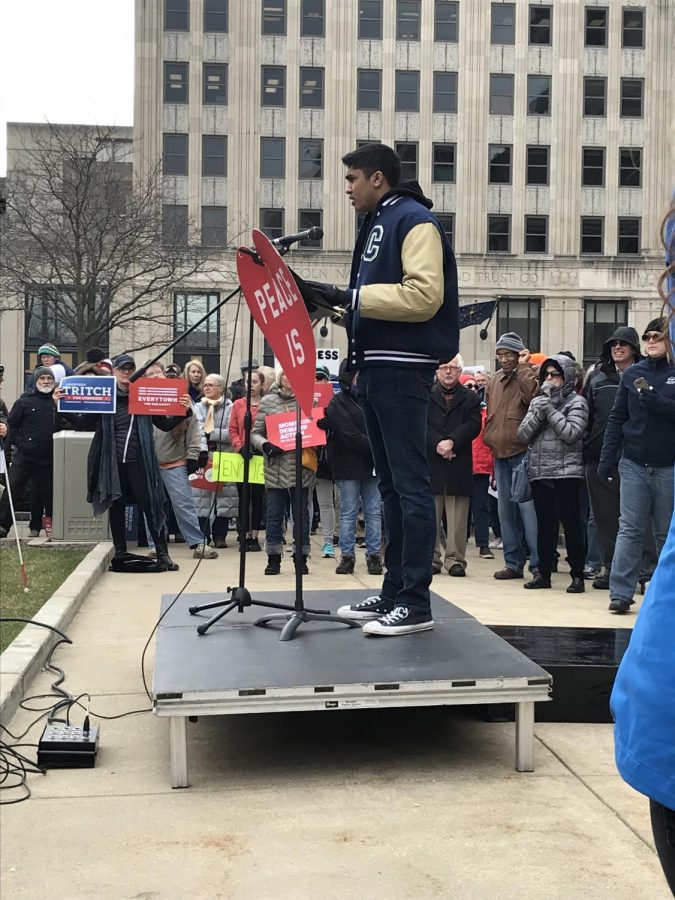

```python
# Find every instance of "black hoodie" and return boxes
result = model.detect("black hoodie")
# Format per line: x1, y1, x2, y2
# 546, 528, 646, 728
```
6, 385, 70, 465
346, 180, 459, 371
582, 326, 642, 461
324, 360, 375, 480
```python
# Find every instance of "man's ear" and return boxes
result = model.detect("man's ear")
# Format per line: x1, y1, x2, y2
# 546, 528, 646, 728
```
371, 170, 384, 188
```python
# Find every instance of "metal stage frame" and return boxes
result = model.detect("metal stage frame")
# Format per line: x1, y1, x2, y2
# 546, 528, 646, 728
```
153, 591, 552, 788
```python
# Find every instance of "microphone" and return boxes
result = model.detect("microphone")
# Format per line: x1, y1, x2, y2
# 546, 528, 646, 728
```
272, 226, 323, 247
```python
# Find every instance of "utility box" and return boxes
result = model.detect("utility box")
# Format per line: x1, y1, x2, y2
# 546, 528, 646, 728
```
52, 431, 110, 541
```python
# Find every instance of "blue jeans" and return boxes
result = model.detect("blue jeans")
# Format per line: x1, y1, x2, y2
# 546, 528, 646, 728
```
472, 473, 491, 548
357, 367, 436, 614
145, 464, 205, 550
494, 454, 539, 573
609, 458, 674, 603
265, 487, 310, 555
336, 477, 382, 557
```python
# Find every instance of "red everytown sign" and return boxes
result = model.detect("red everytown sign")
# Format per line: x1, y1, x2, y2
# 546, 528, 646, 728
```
265, 408, 327, 451
236, 229, 316, 418
128, 378, 188, 416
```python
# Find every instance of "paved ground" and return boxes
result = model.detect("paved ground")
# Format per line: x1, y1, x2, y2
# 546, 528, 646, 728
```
1, 536, 669, 899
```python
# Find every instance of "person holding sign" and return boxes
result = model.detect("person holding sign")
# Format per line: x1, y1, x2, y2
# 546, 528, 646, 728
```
193, 374, 239, 548
229, 368, 265, 552
251, 368, 317, 575
305, 143, 459, 635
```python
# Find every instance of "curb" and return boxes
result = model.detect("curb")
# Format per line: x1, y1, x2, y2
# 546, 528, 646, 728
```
0, 542, 114, 724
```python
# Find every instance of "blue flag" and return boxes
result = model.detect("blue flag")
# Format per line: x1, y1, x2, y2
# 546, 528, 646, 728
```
459, 300, 498, 330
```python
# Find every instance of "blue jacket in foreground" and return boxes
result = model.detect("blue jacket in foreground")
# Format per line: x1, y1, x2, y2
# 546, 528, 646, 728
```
599, 355, 675, 471
345, 183, 459, 370
611, 494, 675, 810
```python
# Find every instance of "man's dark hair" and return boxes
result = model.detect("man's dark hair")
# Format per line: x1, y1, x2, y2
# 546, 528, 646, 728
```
341, 143, 401, 188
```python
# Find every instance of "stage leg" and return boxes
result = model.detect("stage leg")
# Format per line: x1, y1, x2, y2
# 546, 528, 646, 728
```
515, 701, 535, 773
169, 716, 189, 788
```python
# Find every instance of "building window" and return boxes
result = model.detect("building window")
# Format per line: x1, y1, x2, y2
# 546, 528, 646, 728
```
395, 142, 418, 180
529, 5, 552, 44
358, 0, 382, 39
300, 67, 324, 108
585, 7, 607, 47
622, 8, 645, 48
162, 205, 188, 246
262, 0, 286, 35
620, 79, 644, 117
173, 292, 220, 367
357, 70, 382, 110
583, 299, 627, 365
165, 0, 189, 30
260, 208, 284, 240
261, 66, 286, 106
526, 146, 549, 185
581, 217, 604, 254
395, 71, 420, 112
298, 210, 323, 247
618, 217, 640, 254
301, 0, 324, 36
202, 207, 227, 247
436, 214, 454, 247
163, 133, 188, 175
397, 0, 421, 40
299, 139, 323, 178
204, 0, 228, 32
432, 144, 455, 182
497, 298, 541, 352
525, 216, 548, 253
619, 148, 642, 187
202, 135, 227, 176
491, 3, 515, 44
25, 289, 89, 372
489, 144, 511, 184
203, 64, 227, 105
434, 1, 458, 41
582, 147, 605, 186
164, 62, 188, 103
433, 72, 458, 113
260, 137, 285, 178
583, 77, 607, 116
487, 215, 511, 252
527, 75, 551, 115
489, 74, 514, 115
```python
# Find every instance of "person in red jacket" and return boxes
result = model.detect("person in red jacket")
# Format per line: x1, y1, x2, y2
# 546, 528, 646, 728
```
461, 374, 500, 559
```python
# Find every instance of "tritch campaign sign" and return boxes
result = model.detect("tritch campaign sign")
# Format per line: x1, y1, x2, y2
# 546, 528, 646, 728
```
57, 376, 117, 414
236, 230, 316, 418
265, 408, 327, 451
128, 378, 188, 416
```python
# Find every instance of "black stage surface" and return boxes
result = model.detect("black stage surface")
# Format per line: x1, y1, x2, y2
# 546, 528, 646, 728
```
153, 591, 552, 787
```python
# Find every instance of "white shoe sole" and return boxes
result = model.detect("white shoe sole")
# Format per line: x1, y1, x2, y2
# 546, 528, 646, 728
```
362, 619, 434, 636
336, 604, 382, 619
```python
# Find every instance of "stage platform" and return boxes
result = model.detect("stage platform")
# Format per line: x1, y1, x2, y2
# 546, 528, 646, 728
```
153, 590, 552, 787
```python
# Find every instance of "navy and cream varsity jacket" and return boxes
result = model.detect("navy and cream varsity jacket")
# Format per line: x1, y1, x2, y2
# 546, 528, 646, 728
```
345, 182, 459, 370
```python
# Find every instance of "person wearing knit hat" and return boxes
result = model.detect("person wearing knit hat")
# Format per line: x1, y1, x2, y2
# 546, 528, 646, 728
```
483, 332, 540, 580
528, 352, 548, 376
37, 343, 61, 364
26, 343, 74, 391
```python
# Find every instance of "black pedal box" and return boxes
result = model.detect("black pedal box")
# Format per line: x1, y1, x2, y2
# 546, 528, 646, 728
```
37, 724, 99, 769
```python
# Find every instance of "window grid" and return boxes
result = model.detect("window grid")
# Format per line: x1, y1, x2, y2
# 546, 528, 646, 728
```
490, 74, 514, 116
620, 79, 644, 117
262, 0, 286, 35
203, 64, 228, 106
583, 299, 627, 364
260, 208, 284, 240
395, 142, 418, 180
433, 72, 458, 114
163, 133, 188, 176
582, 147, 605, 187
529, 5, 552, 45
488, 215, 511, 253
204, 0, 228, 32
202, 135, 227, 177
527, 75, 551, 115
165, 0, 189, 31
298, 210, 323, 247
526, 146, 549, 185
300, 67, 324, 108
496, 299, 541, 353
358, 0, 383, 39
432, 144, 455, 183
201, 207, 228, 247
162, 205, 189, 246
260, 137, 286, 179
299, 139, 323, 179
164, 62, 188, 103
395, 71, 420, 112
434, 1, 458, 42
583, 77, 607, 117
489, 144, 512, 184
619, 148, 642, 187
397, 0, 421, 40
585, 7, 608, 47
261, 66, 286, 106
622, 8, 644, 48
581, 217, 604, 255
491, 3, 515, 44
618, 217, 640, 255
524, 216, 548, 254
174, 292, 220, 351
301, 0, 325, 37
357, 69, 382, 110
436, 213, 454, 247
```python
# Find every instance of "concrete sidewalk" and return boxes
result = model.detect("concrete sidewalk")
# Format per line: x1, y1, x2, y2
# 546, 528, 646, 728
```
1, 537, 669, 899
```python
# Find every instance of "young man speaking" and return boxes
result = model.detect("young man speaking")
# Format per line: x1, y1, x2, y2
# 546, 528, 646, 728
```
307, 143, 459, 635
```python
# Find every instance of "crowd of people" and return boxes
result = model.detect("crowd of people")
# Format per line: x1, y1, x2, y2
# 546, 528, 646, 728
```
0, 319, 673, 611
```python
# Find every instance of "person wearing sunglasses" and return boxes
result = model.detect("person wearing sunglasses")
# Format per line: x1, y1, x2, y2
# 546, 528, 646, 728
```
517, 356, 589, 592
582, 326, 653, 591
598, 317, 675, 613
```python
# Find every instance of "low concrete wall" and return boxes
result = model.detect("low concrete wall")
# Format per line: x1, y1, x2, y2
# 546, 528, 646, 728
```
0, 542, 113, 723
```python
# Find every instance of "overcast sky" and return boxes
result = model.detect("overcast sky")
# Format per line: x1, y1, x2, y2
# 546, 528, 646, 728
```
0, 0, 134, 175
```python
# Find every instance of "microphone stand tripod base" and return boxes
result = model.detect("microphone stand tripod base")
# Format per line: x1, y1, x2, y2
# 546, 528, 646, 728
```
254, 610, 360, 643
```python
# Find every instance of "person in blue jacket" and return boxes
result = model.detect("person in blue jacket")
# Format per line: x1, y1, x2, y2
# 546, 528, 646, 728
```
598, 317, 675, 613
306, 143, 459, 636
611, 207, 675, 893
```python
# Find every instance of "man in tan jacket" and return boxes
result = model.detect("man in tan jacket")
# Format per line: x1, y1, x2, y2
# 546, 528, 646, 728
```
483, 332, 539, 579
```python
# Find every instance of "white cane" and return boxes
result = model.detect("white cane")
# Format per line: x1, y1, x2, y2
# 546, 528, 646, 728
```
0, 447, 30, 591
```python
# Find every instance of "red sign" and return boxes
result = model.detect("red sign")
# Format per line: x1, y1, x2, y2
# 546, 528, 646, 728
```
236, 230, 316, 418
128, 378, 188, 416
265, 408, 327, 451
313, 382, 334, 409
187, 461, 219, 491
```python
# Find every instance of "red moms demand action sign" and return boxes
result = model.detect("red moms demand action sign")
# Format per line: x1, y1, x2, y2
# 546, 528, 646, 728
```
128, 378, 188, 416
265, 408, 327, 451
236, 230, 316, 418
